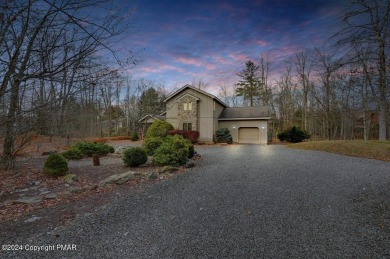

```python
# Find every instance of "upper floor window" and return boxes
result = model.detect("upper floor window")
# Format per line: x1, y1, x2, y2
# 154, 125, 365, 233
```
183, 102, 192, 111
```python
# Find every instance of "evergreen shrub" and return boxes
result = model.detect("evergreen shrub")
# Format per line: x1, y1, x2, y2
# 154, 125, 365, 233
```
73, 142, 114, 157
61, 149, 83, 160
277, 126, 311, 143
153, 135, 189, 166
130, 131, 139, 141
215, 128, 233, 144
123, 147, 148, 167
43, 154, 69, 176
143, 137, 164, 155
145, 120, 174, 139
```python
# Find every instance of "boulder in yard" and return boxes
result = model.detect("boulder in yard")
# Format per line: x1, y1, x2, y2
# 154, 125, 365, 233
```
99, 171, 135, 187
114, 147, 127, 155
159, 166, 179, 174
145, 172, 158, 180
14, 196, 42, 204
64, 174, 79, 184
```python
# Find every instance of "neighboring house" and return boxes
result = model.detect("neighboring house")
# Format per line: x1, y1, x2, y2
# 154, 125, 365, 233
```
139, 84, 271, 144
138, 113, 166, 137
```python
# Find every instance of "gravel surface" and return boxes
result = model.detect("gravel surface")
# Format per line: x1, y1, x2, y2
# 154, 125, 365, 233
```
2, 144, 390, 258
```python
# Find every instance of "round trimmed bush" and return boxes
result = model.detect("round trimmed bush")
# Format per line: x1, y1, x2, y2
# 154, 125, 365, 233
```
145, 120, 174, 139
153, 135, 189, 166
107, 145, 115, 154
43, 154, 69, 176
143, 137, 164, 155
215, 128, 233, 144
130, 131, 139, 141
61, 148, 83, 160
123, 147, 148, 167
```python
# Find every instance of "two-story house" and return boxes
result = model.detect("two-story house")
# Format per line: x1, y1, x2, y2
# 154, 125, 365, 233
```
140, 84, 270, 144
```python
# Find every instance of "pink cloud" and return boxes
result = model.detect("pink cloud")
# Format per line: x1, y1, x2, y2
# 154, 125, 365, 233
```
228, 53, 251, 63
255, 40, 268, 46
176, 57, 203, 67
140, 64, 184, 73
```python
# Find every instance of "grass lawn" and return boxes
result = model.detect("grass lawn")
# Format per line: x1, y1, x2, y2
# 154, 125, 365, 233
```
288, 140, 390, 162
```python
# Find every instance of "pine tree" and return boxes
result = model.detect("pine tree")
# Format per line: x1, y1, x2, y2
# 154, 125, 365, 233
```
235, 60, 262, 106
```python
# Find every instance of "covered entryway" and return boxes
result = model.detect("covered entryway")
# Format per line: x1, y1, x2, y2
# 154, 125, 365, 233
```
238, 127, 259, 144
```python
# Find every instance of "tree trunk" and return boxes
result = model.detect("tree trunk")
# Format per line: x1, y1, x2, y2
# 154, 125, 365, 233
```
0, 80, 20, 170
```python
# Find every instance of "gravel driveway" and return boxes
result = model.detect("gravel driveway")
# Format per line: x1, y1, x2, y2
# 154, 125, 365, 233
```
2, 144, 390, 258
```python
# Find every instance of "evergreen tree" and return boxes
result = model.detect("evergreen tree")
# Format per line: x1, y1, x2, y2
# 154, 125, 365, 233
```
139, 88, 165, 116
235, 60, 262, 106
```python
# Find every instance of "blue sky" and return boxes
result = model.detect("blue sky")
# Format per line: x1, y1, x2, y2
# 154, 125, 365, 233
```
118, 0, 347, 94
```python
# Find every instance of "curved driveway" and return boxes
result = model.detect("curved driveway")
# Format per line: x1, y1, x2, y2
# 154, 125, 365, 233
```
4, 144, 390, 258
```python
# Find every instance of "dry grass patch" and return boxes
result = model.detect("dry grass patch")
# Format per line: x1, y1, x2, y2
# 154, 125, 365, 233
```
288, 140, 390, 162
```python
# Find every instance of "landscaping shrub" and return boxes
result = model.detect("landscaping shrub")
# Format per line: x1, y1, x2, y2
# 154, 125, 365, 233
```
153, 135, 189, 166
73, 142, 114, 157
145, 120, 174, 139
123, 147, 148, 167
143, 137, 164, 155
187, 142, 195, 158
43, 154, 68, 176
215, 128, 233, 144
61, 149, 83, 160
277, 126, 311, 143
130, 131, 139, 141
168, 130, 200, 143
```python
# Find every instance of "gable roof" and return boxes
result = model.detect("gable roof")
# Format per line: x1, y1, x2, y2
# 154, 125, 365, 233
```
138, 114, 165, 123
164, 84, 228, 107
176, 93, 200, 101
218, 106, 271, 120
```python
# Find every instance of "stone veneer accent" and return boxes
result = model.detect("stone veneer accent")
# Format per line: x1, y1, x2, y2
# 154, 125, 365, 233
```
177, 94, 198, 130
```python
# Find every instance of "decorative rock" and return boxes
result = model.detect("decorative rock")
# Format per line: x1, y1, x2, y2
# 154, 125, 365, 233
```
45, 193, 57, 199
68, 187, 85, 194
114, 147, 127, 155
98, 172, 135, 187
31, 180, 41, 186
145, 172, 158, 180
40, 191, 51, 195
14, 196, 42, 204
0, 202, 4, 209
24, 216, 42, 223
184, 160, 195, 168
64, 174, 78, 184
159, 166, 179, 174
83, 184, 98, 191
15, 188, 30, 193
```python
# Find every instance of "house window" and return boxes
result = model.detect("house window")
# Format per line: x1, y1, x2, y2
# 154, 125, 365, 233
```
183, 123, 192, 131
183, 102, 192, 111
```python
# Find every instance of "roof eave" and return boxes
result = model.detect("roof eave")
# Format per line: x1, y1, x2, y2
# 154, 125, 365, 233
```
218, 117, 271, 121
164, 84, 228, 107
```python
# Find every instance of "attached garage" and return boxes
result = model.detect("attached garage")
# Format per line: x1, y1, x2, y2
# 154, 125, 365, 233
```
238, 127, 259, 143
218, 107, 270, 144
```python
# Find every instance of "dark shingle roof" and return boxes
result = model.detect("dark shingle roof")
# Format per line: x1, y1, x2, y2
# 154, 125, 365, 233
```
218, 106, 270, 120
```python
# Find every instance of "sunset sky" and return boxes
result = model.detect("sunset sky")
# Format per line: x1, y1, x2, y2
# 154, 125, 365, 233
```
119, 0, 347, 93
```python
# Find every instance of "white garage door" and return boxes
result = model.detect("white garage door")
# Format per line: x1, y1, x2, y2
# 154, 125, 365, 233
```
238, 127, 259, 144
